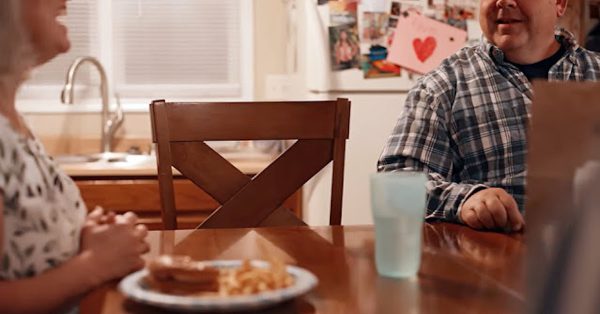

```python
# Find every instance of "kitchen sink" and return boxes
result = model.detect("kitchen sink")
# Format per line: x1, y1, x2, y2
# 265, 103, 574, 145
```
54, 148, 275, 178
54, 152, 155, 165
54, 144, 278, 167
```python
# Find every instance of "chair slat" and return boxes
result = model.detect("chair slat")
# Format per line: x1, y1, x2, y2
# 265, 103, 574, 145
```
170, 142, 249, 204
330, 99, 351, 225
330, 138, 346, 226
165, 102, 338, 141
151, 100, 178, 229
200, 139, 333, 228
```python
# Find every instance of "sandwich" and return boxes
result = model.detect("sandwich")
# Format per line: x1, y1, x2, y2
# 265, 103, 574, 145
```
145, 255, 220, 295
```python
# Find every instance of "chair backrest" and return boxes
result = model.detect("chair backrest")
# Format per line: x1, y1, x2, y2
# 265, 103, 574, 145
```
150, 99, 351, 230
527, 81, 600, 313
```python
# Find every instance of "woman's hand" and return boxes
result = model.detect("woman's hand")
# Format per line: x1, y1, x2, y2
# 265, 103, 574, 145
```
85, 207, 141, 226
80, 209, 149, 284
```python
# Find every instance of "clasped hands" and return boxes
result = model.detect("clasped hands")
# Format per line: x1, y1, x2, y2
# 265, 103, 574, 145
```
79, 207, 150, 283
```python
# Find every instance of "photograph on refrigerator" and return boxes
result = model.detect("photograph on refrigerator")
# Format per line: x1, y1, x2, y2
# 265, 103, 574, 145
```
329, 24, 361, 70
360, 0, 404, 79
311, 0, 483, 91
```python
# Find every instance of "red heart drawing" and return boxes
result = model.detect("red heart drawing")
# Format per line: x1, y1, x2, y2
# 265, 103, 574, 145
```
413, 36, 437, 63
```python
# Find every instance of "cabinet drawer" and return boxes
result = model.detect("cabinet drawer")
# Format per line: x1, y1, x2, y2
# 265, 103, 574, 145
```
76, 179, 218, 213
75, 178, 302, 230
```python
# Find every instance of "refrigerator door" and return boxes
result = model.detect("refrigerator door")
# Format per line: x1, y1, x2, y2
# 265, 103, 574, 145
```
304, 0, 419, 93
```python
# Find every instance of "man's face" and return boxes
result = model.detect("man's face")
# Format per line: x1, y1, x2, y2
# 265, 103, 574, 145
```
479, 0, 567, 60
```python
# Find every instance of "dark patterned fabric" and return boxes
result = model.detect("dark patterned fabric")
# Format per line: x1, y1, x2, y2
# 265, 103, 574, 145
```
378, 29, 600, 223
0, 115, 86, 279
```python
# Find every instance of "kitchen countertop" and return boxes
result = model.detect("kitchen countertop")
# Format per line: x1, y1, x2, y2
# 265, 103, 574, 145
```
59, 152, 276, 178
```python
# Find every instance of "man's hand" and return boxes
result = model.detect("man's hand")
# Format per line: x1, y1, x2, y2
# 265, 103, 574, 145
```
459, 188, 525, 232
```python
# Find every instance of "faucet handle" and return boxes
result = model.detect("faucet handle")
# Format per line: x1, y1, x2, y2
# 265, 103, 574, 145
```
104, 93, 125, 139
113, 93, 124, 125
60, 84, 73, 104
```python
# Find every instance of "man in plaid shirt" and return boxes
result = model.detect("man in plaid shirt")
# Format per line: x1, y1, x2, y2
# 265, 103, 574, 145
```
378, 0, 600, 232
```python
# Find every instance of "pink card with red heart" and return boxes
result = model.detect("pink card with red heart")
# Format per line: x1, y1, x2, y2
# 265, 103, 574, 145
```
387, 11, 467, 75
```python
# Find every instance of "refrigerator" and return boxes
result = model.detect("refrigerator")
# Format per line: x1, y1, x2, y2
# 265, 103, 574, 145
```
291, 0, 480, 225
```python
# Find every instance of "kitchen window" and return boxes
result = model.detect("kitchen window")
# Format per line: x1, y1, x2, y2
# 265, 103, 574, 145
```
17, 0, 253, 112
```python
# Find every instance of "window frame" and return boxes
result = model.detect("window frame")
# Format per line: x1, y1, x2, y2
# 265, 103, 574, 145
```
16, 0, 254, 113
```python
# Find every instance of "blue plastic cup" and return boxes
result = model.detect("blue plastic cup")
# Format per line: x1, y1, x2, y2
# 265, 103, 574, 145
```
370, 171, 427, 278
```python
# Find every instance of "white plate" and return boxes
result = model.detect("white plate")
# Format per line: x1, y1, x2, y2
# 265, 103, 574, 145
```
119, 260, 318, 312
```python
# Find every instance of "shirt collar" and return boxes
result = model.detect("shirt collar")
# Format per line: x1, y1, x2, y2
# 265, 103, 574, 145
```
480, 28, 580, 65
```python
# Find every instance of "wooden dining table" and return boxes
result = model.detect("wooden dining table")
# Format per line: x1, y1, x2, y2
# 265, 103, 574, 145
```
81, 223, 525, 314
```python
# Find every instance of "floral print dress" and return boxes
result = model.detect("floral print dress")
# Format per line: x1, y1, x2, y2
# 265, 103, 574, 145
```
0, 115, 86, 279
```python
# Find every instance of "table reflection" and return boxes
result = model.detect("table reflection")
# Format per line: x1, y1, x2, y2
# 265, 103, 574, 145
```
83, 224, 525, 314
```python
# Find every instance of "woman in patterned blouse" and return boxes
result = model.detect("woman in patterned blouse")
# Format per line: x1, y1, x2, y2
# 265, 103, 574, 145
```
0, 1, 149, 313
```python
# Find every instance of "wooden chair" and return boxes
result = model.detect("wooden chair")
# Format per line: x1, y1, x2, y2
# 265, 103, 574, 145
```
150, 99, 351, 230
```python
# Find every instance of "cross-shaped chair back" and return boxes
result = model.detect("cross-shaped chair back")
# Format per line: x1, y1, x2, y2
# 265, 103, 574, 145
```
150, 99, 351, 229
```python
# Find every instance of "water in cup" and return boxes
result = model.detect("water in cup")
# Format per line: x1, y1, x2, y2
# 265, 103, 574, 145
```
370, 171, 427, 278
374, 216, 422, 277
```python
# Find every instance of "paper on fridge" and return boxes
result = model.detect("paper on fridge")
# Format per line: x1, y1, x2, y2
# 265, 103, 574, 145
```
360, 0, 387, 12
387, 11, 467, 74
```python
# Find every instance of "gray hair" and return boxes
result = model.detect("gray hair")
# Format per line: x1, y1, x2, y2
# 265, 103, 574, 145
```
0, 0, 35, 88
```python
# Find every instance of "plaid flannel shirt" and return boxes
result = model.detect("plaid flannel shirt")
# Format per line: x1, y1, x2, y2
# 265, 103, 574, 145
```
377, 29, 600, 223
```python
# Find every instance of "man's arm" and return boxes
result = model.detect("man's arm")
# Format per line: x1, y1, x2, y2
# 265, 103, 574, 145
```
377, 85, 486, 223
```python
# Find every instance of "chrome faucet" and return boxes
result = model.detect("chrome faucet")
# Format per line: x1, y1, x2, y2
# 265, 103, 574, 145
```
61, 56, 124, 154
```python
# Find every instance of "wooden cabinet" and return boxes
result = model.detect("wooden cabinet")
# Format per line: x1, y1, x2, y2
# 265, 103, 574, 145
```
74, 178, 302, 230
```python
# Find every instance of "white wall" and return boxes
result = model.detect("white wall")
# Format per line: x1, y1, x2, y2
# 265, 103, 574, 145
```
302, 93, 406, 226
253, 0, 288, 100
